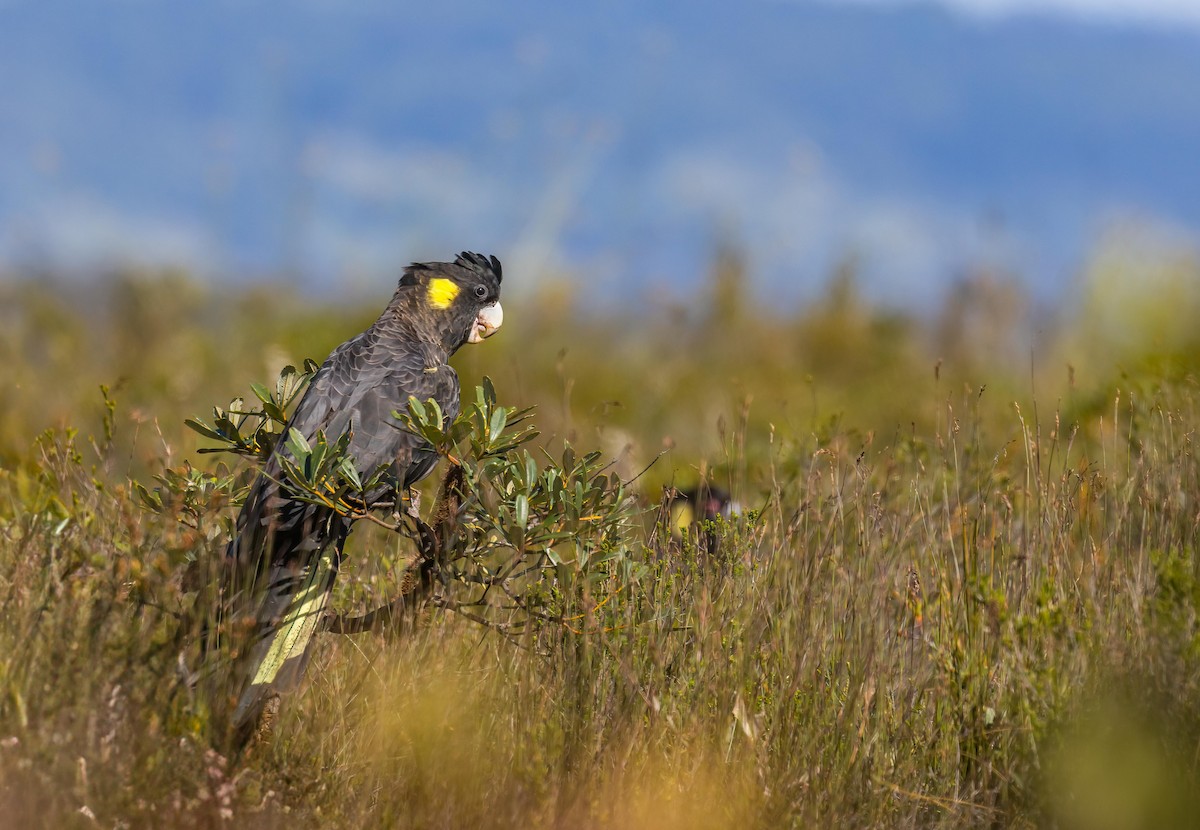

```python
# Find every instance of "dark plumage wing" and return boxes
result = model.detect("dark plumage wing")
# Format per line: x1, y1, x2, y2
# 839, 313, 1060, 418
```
230, 328, 459, 577
288, 329, 460, 492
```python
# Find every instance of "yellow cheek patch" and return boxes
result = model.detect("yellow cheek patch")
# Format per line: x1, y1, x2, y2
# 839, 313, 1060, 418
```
671, 503, 695, 535
427, 278, 459, 309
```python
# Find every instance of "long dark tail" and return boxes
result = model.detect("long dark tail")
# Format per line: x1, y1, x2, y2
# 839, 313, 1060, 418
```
219, 471, 351, 745
230, 546, 341, 738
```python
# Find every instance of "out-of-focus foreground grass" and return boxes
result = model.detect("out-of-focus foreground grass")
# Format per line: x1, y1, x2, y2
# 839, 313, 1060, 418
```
2, 250, 1200, 828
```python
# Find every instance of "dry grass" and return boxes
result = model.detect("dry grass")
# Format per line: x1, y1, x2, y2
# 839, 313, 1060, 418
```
2, 269, 1200, 828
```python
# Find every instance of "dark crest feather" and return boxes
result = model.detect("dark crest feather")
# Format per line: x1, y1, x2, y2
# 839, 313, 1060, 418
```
456, 251, 503, 284
398, 252, 501, 288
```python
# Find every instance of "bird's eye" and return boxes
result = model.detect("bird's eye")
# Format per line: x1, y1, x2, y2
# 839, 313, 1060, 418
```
474, 285, 488, 299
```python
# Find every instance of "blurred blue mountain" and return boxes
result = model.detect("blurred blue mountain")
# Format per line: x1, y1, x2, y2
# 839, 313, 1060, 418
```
2, 0, 1198, 305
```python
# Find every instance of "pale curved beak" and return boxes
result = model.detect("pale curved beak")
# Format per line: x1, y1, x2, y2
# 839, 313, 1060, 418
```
468, 301, 503, 343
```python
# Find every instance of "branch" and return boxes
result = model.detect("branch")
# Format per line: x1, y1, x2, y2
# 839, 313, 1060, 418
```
318, 464, 465, 636
320, 590, 426, 634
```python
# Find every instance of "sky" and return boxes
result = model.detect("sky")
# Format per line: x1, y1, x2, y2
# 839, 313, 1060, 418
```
2, 0, 1198, 308
847, 0, 1200, 26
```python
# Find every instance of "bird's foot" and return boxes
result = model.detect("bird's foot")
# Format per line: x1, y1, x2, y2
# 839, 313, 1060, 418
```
404, 487, 422, 520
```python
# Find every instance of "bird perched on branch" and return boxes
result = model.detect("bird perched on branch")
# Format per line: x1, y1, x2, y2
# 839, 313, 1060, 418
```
223, 251, 504, 741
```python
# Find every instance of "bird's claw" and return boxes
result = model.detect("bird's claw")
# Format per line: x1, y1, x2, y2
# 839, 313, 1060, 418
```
404, 487, 422, 519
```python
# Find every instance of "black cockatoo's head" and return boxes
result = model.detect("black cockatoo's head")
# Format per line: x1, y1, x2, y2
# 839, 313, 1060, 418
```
396, 251, 504, 352
668, 484, 737, 536
665, 483, 740, 557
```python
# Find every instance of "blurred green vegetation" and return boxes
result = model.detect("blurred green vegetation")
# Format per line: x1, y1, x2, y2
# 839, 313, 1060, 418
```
2, 248, 1200, 828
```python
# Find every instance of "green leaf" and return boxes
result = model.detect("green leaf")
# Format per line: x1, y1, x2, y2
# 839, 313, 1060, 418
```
276, 365, 296, 397
133, 481, 163, 511
448, 420, 472, 444
489, 407, 508, 443
408, 396, 427, 423
249, 382, 273, 405
213, 415, 242, 442
338, 458, 363, 490
263, 400, 287, 424
308, 436, 327, 479
184, 418, 224, 442
286, 428, 312, 459
515, 494, 529, 529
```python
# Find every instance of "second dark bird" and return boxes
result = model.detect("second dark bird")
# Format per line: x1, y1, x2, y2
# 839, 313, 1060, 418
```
665, 483, 738, 557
